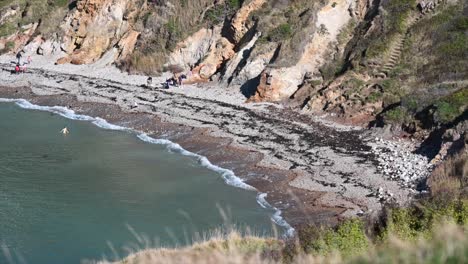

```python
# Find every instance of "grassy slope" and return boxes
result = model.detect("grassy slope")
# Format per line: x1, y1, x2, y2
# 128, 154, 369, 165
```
114, 199, 468, 264
115, 147, 467, 264
314, 0, 467, 129
388, 2, 468, 125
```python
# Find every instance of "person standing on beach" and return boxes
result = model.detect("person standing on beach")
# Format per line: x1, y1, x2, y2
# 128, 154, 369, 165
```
16, 51, 22, 65
147, 77, 153, 88
27, 56, 32, 65
178, 75, 183, 86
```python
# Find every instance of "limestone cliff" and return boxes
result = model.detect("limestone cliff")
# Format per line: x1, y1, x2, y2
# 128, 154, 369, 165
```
249, 0, 362, 102
0, 0, 466, 148
57, 0, 143, 65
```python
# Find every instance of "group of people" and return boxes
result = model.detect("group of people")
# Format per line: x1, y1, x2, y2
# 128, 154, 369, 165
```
164, 74, 187, 89
14, 51, 32, 74
146, 73, 188, 90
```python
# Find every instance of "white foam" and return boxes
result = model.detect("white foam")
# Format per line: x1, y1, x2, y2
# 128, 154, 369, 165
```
257, 193, 295, 237
1, 98, 295, 237
92, 117, 128, 131
0, 98, 128, 131
137, 134, 256, 191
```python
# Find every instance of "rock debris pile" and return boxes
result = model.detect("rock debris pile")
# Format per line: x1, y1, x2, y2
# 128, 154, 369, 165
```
370, 138, 433, 190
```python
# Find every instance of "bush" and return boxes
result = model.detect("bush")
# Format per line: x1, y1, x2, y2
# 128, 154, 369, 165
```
267, 23, 293, 42
365, 0, 415, 59
434, 88, 468, 123
299, 219, 369, 257
367, 91, 383, 103
204, 0, 240, 24
384, 0, 416, 33
383, 199, 468, 242
320, 60, 343, 81
438, 32, 467, 57
53, 0, 69, 8
429, 152, 467, 198
385, 106, 410, 123
118, 50, 166, 75
0, 22, 17, 37
6, 41, 15, 50
352, 222, 468, 264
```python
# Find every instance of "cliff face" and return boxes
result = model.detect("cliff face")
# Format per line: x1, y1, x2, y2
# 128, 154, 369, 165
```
168, 0, 266, 83
0, 0, 466, 145
0, 0, 374, 90
57, 0, 143, 65
1, 0, 363, 88
249, 0, 365, 102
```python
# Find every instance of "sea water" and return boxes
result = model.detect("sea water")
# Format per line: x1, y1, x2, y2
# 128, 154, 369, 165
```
0, 101, 281, 264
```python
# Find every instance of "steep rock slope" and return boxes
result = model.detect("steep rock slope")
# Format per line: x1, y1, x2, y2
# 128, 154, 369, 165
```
1, 0, 466, 160
57, 0, 144, 65
249, 0, 366, 102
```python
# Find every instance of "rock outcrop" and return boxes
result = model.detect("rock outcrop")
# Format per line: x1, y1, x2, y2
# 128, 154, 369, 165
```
167, 27, 221, 71
226, 0, 267, 44
249, 0, 359, 102
57, 0, 143, 64
168, 0, 266, 83
3, 25, 39, 53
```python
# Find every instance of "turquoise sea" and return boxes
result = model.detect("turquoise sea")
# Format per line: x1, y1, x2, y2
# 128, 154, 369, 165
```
0, 100, 283, 264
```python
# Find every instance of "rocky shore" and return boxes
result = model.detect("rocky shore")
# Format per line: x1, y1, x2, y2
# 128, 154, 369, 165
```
0, 57, 434, 228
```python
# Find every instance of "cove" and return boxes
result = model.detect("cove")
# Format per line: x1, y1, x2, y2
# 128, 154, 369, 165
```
0, 101, 279, 264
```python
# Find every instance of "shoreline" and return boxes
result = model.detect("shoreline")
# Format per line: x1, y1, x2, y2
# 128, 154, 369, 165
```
0, 86, 328, 228
0, 96, 295, 236
0, 59, 432, 229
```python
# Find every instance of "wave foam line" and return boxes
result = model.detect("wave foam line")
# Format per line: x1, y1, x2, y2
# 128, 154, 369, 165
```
257, 193, 295, 237
1, 98, 295, 237
0, 98, 127, 131
137, 133, 255, 191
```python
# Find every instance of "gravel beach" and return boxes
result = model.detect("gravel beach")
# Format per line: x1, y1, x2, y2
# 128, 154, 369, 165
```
0, 55, 433, 227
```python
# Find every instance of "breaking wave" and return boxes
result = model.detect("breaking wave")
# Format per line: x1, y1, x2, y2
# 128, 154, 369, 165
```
0, 98, 295, 236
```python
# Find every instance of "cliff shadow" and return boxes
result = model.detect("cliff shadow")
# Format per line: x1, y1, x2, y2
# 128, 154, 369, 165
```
240, 75, 261, 99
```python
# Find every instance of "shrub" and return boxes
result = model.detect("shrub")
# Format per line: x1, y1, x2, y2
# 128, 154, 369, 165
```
438, 32, 467, 57
267, 23, 293, 42
204, 5, 225, 24
344, 78, 365, 91
365, 0, 415, 59
299, 219, 369, 257
0, 22, 17, 37
384, 0, 416, 33
434, 88, 468, 123
37, 5, 68, 38
367, 91, 383, 103
204, 0, 240, 24
383, 199, 468, 242
5, 41, 15, 51
319, 60, 343, 81
353, 222, 468, 264
53, 0, 69, 8
385, 106, 409, 123
118, 51, 166, 75
429, 152, 467, 198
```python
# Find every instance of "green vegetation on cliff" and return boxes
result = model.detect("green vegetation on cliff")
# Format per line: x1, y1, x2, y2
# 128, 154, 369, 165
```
116, 199, 468, 264
380, 1, 467, 127
117, 145, 468, 264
